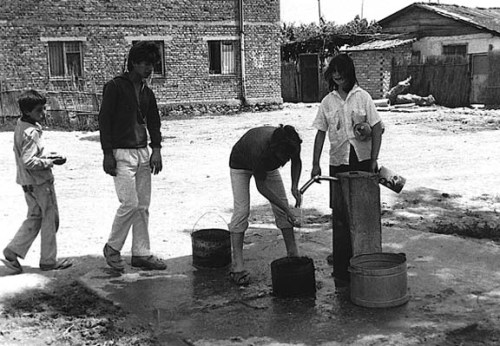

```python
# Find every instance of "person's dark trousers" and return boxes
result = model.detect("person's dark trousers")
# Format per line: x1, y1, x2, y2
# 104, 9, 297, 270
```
329, 145, 371, 282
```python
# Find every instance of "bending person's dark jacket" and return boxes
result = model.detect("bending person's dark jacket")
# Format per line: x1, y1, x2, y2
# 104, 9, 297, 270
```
98, 73, 162, 154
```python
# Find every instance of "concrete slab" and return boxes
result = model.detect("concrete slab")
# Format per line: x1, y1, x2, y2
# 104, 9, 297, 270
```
80, 224, 500, 346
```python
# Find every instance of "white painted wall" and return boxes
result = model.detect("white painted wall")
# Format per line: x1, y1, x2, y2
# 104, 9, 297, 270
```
412, 33, 500, 59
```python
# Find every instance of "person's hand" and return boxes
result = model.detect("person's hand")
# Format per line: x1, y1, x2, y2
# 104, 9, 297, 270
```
311, 164, 321, 179
287, 212, 301, 228
370, 159, 379, 173
150, 149, 162, 175
103, 153, 117, 176
292, 187, 302, 208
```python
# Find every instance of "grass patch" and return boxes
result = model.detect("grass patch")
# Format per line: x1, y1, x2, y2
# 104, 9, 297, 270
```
430, 220, 500, 242
1, 279, 158, 345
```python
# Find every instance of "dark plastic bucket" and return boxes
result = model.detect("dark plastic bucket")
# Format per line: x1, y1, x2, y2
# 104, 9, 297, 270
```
349, 252, 409, 308
191, 228, 231, 269
271, 256, 316, 298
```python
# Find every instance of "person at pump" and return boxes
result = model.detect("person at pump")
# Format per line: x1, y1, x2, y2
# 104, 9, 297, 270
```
228, 125, 302, 285
311, 53, 384, 282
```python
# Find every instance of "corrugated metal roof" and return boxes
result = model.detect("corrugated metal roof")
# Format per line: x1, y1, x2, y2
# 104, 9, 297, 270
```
380, 3, 500, 35
341, 38, 416, 52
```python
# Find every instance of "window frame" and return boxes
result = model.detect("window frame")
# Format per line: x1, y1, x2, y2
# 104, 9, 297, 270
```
442, 44, 467, 57
47, 41, 84, 79
208, 40, 236, 76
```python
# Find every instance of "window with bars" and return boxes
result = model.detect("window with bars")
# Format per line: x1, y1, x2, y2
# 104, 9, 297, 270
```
443, 44, 467, 57
48, 42, 83, 78
208, 41, 236, 75
131, 40, 165, 76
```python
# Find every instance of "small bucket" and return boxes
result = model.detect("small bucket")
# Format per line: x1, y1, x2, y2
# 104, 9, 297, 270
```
349, 252, 409, 308
191, 212, 231, 269
378, 166, 406, 193
271, 256, 316, 298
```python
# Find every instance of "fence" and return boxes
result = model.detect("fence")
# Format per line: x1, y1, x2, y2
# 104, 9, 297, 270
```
281, 62, 301, 102
0, 89, 100, 130
281, 56, 329, 103
391, 58, 470, 108
485, 52, 500, 105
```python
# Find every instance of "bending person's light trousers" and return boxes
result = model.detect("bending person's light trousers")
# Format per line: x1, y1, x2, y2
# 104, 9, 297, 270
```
228, 168, 292, 234
107, 148, 151, 256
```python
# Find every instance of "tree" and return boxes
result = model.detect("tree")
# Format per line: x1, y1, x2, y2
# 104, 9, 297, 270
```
280, 16, 381, 61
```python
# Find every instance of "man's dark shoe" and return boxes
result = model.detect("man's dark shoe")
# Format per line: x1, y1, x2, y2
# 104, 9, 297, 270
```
103, 244, 125, 272
131, 255, 167, 270
2, 247, 22, 274
40, 259, 72, 271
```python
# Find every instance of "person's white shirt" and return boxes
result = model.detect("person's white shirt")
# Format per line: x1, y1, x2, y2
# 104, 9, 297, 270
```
312, 85, 382, 166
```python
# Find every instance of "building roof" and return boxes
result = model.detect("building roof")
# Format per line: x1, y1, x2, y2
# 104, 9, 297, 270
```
379, 3, 500, 36
341, 38, 416, 52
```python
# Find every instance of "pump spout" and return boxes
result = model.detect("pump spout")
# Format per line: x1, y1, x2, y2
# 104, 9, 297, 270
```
299, 175, 338, 195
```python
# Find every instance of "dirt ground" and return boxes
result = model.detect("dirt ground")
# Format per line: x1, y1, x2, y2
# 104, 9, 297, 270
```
0, 103, 499, 345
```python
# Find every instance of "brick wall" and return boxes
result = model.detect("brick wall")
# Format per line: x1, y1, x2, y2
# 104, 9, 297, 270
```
0, 0, 282, 109
348, 45, 412, 99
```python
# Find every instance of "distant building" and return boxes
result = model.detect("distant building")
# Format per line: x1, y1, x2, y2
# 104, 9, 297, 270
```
343, 3, 500, 104
0, 0, 282, 111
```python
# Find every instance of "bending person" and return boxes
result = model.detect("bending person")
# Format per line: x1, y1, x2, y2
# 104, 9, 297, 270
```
228, 125, 302, 285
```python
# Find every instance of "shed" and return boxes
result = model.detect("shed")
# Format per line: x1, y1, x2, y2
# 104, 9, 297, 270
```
341, 38, 415, 99
378, 3, 500, 104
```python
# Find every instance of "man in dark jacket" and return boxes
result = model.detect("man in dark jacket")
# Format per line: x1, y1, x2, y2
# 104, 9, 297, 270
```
98, 41, 166, 272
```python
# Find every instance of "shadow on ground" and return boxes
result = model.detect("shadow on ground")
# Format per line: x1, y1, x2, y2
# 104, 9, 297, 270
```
382, 187, 500, 243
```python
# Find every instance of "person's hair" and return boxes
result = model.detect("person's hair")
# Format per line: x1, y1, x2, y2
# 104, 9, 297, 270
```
324, 53, 358, 93
269, 124, 302, 156
18, 89, 47, 116
127, 41, 161, 72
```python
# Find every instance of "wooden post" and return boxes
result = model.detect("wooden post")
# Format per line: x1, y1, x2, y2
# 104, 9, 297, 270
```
331, 171, 382, 280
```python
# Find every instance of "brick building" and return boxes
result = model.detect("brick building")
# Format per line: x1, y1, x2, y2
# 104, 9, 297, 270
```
0, 0, 282, 111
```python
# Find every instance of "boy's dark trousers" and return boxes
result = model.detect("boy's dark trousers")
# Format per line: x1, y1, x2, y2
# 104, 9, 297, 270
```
329, 145, 371, 282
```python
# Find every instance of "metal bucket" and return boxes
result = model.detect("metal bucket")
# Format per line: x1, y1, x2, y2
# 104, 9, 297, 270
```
378, 166, 406, 193
271, 256, 316, 298
349, 252, 409, 308
191, 228, 231, 269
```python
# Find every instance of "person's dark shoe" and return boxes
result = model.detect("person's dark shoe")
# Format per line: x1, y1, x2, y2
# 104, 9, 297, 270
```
103, 244, 125, 272
40, 259, 72, 271
131, 255, 167, 270
1, 247, 22, 274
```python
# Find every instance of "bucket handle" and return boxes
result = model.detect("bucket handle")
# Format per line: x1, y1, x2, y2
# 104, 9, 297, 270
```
192, 211, 229, 234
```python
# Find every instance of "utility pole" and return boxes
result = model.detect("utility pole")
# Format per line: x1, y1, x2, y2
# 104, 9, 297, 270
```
318, 0, 324, 26
361, 0, 364, 19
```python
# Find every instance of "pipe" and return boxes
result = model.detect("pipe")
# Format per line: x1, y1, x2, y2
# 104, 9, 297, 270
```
238, 0, 247, 105
299, 175, 338, 195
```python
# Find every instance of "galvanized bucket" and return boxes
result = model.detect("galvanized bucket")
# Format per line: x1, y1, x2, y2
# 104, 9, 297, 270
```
349, 252, 409, 308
